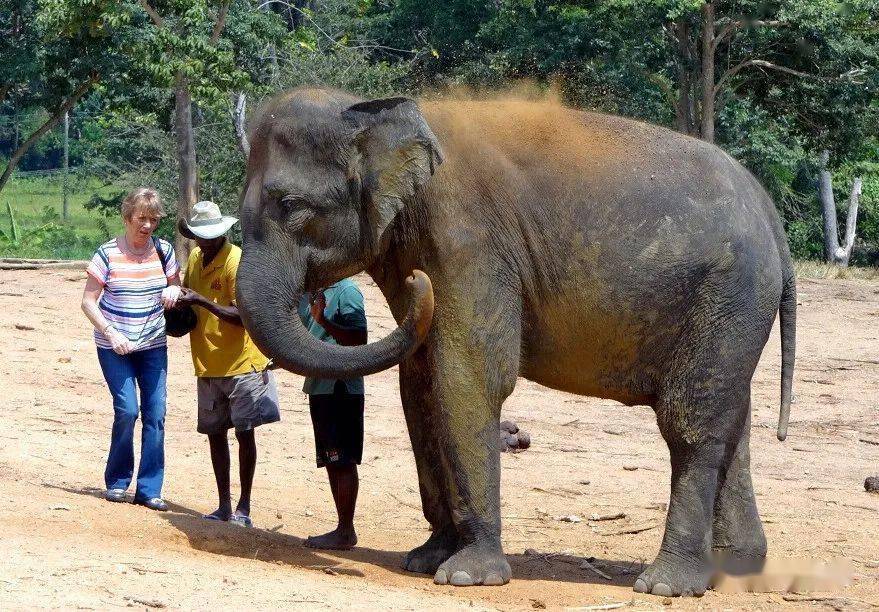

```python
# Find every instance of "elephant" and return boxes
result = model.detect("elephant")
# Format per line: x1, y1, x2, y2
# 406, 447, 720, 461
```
235, 87, 796, 597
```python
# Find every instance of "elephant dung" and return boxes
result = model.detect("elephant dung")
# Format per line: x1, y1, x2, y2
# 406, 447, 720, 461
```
500, 420, 519, 434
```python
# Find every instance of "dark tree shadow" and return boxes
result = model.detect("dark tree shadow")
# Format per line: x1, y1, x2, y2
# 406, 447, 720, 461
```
46, 483, 645, 587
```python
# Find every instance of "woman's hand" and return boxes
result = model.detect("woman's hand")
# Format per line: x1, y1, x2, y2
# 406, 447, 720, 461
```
106, 326, 134, 355
161, 285, 182, 309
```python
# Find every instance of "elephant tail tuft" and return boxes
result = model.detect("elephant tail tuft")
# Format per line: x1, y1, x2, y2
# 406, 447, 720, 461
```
777, 268, 796, 441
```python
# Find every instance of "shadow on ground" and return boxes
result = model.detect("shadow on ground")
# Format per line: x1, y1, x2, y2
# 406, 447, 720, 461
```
47, 483, 644, 588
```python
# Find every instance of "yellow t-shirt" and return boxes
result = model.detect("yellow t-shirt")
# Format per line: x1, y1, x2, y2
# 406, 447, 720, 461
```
184, 241, 269, 377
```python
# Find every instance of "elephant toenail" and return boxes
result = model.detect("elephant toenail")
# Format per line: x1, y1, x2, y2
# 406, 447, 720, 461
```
652, 583, 674, 597
433, 569, 448, 584
450, 570, 475, 586
633, 578, 649, 593
484, 572, 505, 586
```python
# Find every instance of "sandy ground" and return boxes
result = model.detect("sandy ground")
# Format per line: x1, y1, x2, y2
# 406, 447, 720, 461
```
0, 269, 877, 611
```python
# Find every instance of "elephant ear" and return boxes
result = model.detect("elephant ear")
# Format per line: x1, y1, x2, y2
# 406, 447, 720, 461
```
343, 97, 444, 252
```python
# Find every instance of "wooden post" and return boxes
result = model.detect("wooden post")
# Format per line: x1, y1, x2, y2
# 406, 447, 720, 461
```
62, 111, 70, 221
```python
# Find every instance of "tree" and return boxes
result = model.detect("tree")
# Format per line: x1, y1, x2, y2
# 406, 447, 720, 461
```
136, 0, 234, 259
818, 149, 863, 266
0, 0, 132, 194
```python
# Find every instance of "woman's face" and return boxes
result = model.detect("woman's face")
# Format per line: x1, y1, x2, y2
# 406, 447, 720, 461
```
123, 206, 160, 243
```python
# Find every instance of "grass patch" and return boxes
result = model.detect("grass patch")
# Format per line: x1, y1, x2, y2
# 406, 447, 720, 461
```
794, 260, 879, 280
0, 173, 123, 260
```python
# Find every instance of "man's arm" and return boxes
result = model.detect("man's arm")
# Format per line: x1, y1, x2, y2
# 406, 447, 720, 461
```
177, 287, 243, 326
310, 291, 367, 346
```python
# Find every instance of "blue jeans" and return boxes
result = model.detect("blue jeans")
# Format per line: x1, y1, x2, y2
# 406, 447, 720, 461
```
97, 346, 168, 501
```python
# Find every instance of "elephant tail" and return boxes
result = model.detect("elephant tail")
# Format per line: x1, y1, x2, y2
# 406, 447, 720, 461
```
777, 266, 797, 441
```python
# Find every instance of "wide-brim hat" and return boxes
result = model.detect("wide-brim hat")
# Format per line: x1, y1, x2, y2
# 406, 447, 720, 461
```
179, 200, 238, 240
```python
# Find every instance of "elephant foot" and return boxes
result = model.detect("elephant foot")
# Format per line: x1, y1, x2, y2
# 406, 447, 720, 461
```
633, 552, 711, 597
433, 543, 511, 586
712, 511, 767, 576
403, 524, 459, 575
712, 547, 766, 576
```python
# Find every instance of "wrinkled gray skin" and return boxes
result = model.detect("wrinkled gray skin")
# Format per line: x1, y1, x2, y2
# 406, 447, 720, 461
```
235, 88, 796, 597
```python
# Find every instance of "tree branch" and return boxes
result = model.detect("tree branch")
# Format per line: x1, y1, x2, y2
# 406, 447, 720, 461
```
713, 59, 849, 98
0, 83, 10, 106
138, 0, 164, 27
0, 74, 100, 194
713, 19, 784, 51
210, 1, 231, 45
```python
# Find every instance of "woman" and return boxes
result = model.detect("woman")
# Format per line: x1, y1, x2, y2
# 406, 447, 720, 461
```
81, 187, 181, 511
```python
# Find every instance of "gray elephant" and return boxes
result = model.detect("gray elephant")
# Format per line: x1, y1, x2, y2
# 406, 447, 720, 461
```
235, 88, 796, 597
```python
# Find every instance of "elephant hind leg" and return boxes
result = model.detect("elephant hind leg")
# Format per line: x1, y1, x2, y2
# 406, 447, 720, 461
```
634, 431, 730, 597
712, 403, 767, 575
637, 316, 764, 595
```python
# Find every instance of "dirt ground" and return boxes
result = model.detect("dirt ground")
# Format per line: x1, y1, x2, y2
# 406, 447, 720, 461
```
0, 269, 877, 611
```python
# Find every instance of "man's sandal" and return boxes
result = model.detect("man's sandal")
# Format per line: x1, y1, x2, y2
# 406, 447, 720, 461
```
230, 511, 253, 528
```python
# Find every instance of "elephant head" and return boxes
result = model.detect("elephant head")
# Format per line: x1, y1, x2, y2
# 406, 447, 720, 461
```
235, 89, 442, 378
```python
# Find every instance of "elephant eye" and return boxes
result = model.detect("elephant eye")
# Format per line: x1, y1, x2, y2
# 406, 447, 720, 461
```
279, 195, 310, 211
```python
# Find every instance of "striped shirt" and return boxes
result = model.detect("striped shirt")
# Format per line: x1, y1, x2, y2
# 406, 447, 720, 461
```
86, 238, 180, 352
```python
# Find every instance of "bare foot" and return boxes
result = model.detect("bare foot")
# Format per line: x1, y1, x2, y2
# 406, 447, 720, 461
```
304, 527, 357, 550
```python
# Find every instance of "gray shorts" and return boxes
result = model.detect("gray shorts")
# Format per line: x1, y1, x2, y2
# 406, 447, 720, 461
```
197, 370, 281, 435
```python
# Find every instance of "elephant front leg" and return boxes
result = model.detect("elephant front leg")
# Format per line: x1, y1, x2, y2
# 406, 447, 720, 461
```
399, 353, 459, 575
431, 397, 510, 587
428, 338, 518, 587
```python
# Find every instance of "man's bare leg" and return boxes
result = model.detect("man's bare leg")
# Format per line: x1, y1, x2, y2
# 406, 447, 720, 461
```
232, 429, 256, 524
305, 463, 358, 550
204, 432, 232, 520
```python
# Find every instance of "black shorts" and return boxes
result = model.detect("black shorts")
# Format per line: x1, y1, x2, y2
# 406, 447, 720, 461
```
308, 381, 364, 468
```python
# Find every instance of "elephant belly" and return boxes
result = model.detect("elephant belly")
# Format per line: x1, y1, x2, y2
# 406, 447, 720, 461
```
519, 293, 671, 407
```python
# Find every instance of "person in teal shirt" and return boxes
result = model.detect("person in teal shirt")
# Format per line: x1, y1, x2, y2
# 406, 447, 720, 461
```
298, 278, 367, 550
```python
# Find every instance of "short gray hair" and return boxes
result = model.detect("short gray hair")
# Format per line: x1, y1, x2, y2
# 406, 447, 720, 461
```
121, 187, 165, 221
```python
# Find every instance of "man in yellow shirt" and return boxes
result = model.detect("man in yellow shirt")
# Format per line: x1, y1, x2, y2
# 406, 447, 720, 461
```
177, 201, 280, 528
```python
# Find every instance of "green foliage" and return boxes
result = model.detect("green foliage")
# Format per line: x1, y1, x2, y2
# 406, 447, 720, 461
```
362, 0, 879, 262
2, 0, 878, 263
0, 200, 86, 256
0, 201, 20, 243
0, 173, 120, 258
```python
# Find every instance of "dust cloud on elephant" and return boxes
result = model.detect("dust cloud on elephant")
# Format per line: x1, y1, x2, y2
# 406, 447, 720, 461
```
234, 88, 796, 597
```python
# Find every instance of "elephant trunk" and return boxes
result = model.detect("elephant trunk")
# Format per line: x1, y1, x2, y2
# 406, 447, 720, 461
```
235, 241, 434, 379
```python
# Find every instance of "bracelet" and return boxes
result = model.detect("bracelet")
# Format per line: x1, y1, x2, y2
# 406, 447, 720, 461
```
102, 324, 115, 336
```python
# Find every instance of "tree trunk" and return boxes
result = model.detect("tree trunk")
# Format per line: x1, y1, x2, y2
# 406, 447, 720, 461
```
818, 149, 840, 262
0, 76, 97, 196
700, 1, 716, 142
818, 149, 863, 267
232, 92, 250, 158
174, 75, 198, 263
839, 178, 863, 266
674, 19, 693, 134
